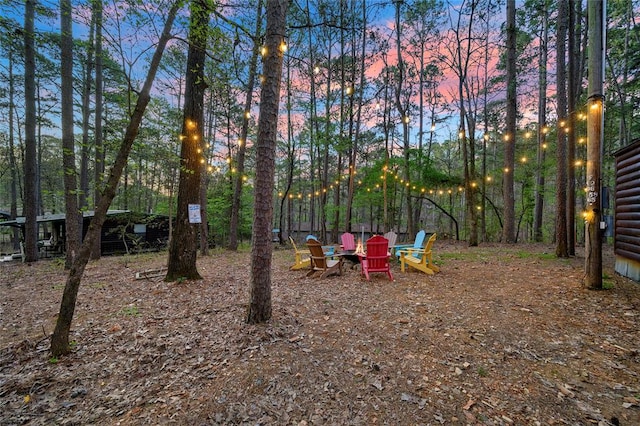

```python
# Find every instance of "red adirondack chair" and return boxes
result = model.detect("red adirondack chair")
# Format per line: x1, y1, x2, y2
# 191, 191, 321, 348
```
359, 235, 394, 281
340, 232, 356, 251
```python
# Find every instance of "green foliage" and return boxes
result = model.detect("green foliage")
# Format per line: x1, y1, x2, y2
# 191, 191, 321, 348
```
1, 0, 636, 250
477, 366, 488, 377
207, 178, 233, 245
119, 305, 141, 317
602, 272, 614, 290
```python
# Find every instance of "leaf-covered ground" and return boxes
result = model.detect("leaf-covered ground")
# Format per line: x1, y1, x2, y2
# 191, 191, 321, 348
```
1, 240, 639, 425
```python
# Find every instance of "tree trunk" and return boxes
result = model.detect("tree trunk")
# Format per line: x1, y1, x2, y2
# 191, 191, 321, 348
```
555, 0, 569, 258
79, 5, 95, 212
533, 2, 549, 243
91, 0, 104, 260
61, 0, 81, 269
345, 0, 367, 234
502, 0, 516, 243
166, 0, 211, 281
8, 38, 20, 251
567, 0, 578, 254
51, 2, 180, 357
23, 0, 39, 263
247, 0, 288, 324
394, 0, 414, 238
229, 0, 263, 251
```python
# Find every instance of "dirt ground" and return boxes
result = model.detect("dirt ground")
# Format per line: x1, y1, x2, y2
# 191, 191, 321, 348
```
1, 240, 639, 425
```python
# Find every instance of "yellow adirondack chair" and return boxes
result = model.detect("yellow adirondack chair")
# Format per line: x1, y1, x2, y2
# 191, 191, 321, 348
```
399, 233, 440, 275
289, 237, 311, 270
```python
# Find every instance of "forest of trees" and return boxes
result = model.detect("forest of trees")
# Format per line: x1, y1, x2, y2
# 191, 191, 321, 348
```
1, 0, 639, 255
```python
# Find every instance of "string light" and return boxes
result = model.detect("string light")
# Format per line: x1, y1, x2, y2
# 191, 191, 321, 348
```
275, 107, 591, 201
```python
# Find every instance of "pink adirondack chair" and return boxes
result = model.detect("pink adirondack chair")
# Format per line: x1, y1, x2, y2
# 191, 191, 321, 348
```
359, 235, 394, 281
340, 232, 356, 251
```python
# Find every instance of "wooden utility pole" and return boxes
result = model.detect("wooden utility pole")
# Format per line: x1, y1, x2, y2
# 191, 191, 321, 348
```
585, 0, 605, 289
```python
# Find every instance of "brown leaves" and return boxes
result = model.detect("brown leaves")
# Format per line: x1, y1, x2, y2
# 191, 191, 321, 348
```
0, 242, 639, 424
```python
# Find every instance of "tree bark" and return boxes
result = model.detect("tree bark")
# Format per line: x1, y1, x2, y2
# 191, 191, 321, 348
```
247, 0, 288, 324
8, 37, 21, 251
567, 0, 578, 255
394, 0, 415, 238
166, 0, 211, 281
51, 2, 180, 357
555, 0, 569, 257
502, 0, 516, 243
91, 0, 104, 260
345, 0, 367, 234
79, 3, 95, 212
229, 0, 263, 251
23, 0, 39, 263
533, 1, 549, 243
61, 0, 81, 269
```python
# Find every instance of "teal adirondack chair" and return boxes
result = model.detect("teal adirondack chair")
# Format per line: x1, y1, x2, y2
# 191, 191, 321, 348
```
393, 230, 426, 259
